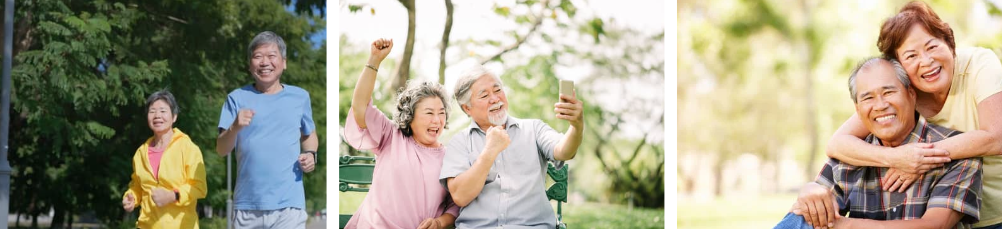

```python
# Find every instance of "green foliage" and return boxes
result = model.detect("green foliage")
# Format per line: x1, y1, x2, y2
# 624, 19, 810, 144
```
348, 5, 363, 13
9, 0, 326, 226
282, 0, 325, 16
493, 4, 511, 17
581, 18, 605, 43
680, 0, 830, 187
558, 0, 577, 18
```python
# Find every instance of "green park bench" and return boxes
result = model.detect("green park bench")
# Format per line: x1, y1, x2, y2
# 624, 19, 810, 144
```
338, 155, 569, 229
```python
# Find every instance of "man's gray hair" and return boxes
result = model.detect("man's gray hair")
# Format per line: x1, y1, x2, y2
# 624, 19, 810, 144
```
394, 80, 451, 137
453, 64, 504, 114
848, 57, 911, 103
248, 31, 287, 61
145, 89, 180, 116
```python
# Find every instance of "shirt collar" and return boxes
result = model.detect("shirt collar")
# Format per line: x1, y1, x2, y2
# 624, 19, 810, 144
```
873, 112, 928, 146
467, 115, 521, 134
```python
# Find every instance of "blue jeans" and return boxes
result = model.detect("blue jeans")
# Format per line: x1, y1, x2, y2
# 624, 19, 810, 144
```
975, 222, 1002, 229
774, 212, 815, 229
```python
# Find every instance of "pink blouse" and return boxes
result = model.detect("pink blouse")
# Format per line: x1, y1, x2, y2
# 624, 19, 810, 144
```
343, 102, 460, 229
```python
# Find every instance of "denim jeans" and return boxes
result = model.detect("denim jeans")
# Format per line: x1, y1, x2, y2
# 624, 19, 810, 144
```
975, 222, 1002, 229
774, 212, 816, 229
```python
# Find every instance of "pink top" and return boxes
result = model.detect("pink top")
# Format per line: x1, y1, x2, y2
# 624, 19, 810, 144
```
343, 102, 460, 229
148, 146, 164, 179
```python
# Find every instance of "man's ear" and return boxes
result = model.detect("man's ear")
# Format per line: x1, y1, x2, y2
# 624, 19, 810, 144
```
461, 104, 470, 115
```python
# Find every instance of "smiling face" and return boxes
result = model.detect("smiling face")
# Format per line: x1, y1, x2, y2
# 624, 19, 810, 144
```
410, 97, 447, 148
248, 43, 287, 85
895, 23, 955, 95
461, 75, 509, 129
854, 61, 918, 147
147, 99, 177, 136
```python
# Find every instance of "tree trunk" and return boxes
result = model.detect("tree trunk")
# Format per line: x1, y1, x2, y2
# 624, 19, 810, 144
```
392, 0, 416, 94
773, 156, 782, 193
801, 0, 819, 180
3, 10, 33, 60
66, 208, 74, 229
438, 0, 454, 84
713, 155, 726, 196
681, 166, 695, 194
49, 207, 64, 229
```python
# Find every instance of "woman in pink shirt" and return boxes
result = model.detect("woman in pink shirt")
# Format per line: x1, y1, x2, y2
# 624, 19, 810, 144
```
343, 38, 459, 229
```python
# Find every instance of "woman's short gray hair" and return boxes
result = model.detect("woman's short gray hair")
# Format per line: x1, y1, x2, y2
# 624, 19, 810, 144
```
145, 89, 180, 116
248, 31, 287, 61
394, 80, 451, 137
453, 64, 504, 114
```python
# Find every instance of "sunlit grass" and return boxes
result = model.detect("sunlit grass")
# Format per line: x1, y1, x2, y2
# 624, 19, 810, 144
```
340, 191, 665, 228
562, 202, 664, 229
678, 194, 796, 229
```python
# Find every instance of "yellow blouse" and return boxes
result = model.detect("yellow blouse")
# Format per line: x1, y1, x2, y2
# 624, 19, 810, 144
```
927, 47, 1002, 227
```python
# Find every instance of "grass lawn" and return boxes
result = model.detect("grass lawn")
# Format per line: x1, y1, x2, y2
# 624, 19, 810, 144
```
562, 202, 664, 228
339, 191, 367, 214
678, 194, 796, 229
340, 192, 665, 228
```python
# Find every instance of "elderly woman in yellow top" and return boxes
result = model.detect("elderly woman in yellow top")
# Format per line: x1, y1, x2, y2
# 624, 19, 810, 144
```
121, 90, 207, 228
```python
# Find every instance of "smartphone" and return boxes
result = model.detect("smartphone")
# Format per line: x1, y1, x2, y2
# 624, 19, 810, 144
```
559, 80, 574, 102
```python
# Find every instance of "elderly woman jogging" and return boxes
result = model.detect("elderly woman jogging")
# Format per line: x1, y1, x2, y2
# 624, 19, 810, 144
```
122, 90, 207, 229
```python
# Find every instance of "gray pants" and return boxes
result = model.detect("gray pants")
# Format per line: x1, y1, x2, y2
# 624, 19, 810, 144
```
233, 207, 307, 229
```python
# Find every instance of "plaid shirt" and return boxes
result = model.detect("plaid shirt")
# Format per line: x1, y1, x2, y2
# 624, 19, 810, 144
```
817, 115, 982, 228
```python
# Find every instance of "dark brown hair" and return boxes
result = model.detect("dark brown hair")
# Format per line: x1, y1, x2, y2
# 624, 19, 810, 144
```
877, 1, 955, 60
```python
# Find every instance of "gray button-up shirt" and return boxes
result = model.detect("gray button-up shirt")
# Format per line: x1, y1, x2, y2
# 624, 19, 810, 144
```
439, 116, 565, 229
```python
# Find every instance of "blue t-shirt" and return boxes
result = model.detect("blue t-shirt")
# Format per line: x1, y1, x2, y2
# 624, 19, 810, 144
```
217, 84, 316, 210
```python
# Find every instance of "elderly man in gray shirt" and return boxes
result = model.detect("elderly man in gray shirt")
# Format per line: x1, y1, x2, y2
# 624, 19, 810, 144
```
439, 64, 585, 228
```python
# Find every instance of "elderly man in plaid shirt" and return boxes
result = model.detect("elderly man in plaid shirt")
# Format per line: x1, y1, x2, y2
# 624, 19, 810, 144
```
775, 57, 983, 229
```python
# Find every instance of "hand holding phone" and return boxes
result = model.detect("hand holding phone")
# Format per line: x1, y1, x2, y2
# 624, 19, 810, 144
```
559, 80, 574, 102
555, 79, 584, 127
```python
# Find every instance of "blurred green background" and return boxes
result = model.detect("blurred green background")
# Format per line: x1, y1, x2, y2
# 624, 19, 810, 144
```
679, 0, 1002, 228
338, 0, 665, 228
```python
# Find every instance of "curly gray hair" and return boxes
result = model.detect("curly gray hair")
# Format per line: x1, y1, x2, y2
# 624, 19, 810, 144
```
394, 81, 451, 137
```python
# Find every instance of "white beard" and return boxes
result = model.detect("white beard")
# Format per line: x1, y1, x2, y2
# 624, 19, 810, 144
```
487, 102, 507, 126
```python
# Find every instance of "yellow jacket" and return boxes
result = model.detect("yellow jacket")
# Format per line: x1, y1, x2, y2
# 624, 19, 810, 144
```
123, 128, 207, 229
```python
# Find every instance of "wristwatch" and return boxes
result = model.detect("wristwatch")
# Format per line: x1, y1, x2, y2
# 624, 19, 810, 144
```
303, 151, 317, 162
174, 190, 180, 203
